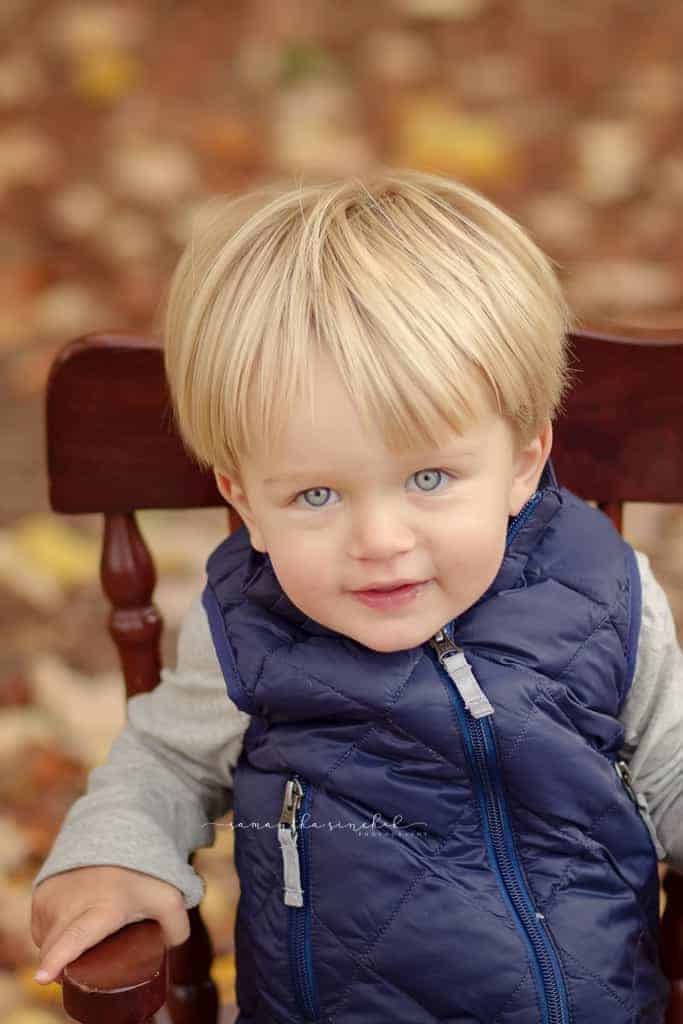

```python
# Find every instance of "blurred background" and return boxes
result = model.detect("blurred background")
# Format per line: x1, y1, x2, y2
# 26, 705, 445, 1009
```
2, 0, 683, 1020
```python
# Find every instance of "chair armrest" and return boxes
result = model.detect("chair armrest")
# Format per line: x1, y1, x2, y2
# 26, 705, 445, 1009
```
59, 904, 220, 1024
62, 919, 167, 1024
662, 866, 683, 1023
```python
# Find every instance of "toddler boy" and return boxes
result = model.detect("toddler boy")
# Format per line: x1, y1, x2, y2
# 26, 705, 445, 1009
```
32, 169, 683, 1023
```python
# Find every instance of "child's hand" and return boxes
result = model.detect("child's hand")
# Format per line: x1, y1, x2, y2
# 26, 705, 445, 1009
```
31, 865, 191, 984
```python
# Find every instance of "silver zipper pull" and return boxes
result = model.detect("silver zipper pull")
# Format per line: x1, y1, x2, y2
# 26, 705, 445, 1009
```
615, 760, 666, 860
278, 778, 305, 907
431, 628, 459, 660
279, 778, 303, 830
430, 630, 494, 719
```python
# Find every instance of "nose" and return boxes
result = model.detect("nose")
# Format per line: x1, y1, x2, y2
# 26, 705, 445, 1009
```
346, 499, 416, 561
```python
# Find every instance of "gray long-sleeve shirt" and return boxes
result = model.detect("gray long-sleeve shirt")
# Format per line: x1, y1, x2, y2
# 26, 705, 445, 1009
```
32, 550, 683, 908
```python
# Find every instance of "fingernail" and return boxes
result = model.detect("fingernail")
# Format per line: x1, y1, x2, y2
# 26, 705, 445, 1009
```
34, 969, 50, 982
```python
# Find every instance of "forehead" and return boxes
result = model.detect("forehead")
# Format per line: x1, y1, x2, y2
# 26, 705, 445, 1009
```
257, 411, 508, 493
245, 349, 506, 482
262, 438, 482, 486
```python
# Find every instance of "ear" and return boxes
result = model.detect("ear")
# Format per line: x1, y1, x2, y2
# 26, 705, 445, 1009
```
213, 470, 268, 552
508, 420, 553, 517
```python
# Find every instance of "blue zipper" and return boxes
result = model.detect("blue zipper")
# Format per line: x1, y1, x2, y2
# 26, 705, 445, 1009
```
436, 638, 569, 1024
286, 778, 320, 1021
507, 490, 543, 546
428, 486, 570, 1023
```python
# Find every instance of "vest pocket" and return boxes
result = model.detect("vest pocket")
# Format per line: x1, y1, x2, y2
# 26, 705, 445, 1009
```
278, 775, 320, 1020
614, 759, 666, 860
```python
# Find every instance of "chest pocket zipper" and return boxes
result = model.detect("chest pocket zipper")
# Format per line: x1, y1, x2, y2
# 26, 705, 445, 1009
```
278, 776, 320, 1020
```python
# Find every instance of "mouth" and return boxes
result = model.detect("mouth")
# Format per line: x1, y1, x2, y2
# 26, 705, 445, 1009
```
351, 579, 431, 609
353, 580, 426, 593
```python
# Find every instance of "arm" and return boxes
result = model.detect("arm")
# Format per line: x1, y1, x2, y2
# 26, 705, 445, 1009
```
32, 593, 250, 909
618, 550, 683, 872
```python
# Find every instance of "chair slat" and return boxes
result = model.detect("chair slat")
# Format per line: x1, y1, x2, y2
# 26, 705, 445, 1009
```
553, 330, 683, 503
46, 332, 221, 514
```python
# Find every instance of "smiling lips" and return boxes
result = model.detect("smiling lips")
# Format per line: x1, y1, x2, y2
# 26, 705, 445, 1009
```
352, 580, 430, 609
355, 579, 424, 592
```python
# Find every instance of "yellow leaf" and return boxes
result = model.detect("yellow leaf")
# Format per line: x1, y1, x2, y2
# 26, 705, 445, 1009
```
8, 1011, 62, 1023
17, 966, 63, 1006
74, 50, 139, 101
13, 516, 99, 587
211, 953, 236, 1003
6, 1003, 64, 1022
136, 511, 201, 574
394, 0, 487, 17
392, 94, 517, 183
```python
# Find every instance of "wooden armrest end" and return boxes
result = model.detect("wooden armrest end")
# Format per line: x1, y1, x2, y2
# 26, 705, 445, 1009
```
668, 980, 683, 1024
662, 868, 683, 956
63, 919, 166, 1024
662, 866, 683, 1024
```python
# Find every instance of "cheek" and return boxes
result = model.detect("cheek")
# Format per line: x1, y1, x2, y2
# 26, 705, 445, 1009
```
443, 513, 507, 578
268, 541, 332, 599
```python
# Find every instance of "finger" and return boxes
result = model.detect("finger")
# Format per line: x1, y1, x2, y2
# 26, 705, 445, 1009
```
156, 904, 191, 948
30, 912, 47, 950
31, 891, 57, 948
34, 907, 126, 984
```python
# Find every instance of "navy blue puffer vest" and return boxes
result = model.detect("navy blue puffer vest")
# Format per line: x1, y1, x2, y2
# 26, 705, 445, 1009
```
202, 459, 669, 1024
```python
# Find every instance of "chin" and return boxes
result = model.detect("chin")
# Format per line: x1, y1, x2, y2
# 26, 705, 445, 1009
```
352, 628, 430, 655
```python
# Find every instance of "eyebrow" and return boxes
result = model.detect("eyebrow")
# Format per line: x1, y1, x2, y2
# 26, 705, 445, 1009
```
264, 473, 316, 488
263, 448, 478, 488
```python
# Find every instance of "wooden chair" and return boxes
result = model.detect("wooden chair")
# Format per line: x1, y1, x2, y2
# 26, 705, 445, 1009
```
43, 326, 683, 1024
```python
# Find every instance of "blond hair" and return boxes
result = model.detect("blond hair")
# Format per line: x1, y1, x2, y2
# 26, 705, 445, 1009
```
162, 167, 572, 480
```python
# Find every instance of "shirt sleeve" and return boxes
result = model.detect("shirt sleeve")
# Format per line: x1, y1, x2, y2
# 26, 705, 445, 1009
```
32, 593, 250, 909
618, 549, 683, 872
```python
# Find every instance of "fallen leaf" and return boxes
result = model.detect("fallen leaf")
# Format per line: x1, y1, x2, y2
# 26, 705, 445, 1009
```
0, 709, 59, 761
16, 966, 62, 1007
74, 51, 140, 101
12, 518, 99, 589
391, 94, 518, 183
28, 654, 125, 767
0, 968, 22, 1016
0, 817, 30, 872
4, 1005, 64, 1023
210, 952, 236, 1004
393, 0, 487, 17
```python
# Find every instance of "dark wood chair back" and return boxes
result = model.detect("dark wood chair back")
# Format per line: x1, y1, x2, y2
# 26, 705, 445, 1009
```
44, 327, 683, 1023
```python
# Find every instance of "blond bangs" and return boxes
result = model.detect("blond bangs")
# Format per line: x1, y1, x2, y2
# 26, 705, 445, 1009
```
162, 168, 572, 480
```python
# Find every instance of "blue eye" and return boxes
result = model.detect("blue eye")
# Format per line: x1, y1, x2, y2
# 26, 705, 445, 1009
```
297, 487, 335, 508
411, 469, 446, 492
